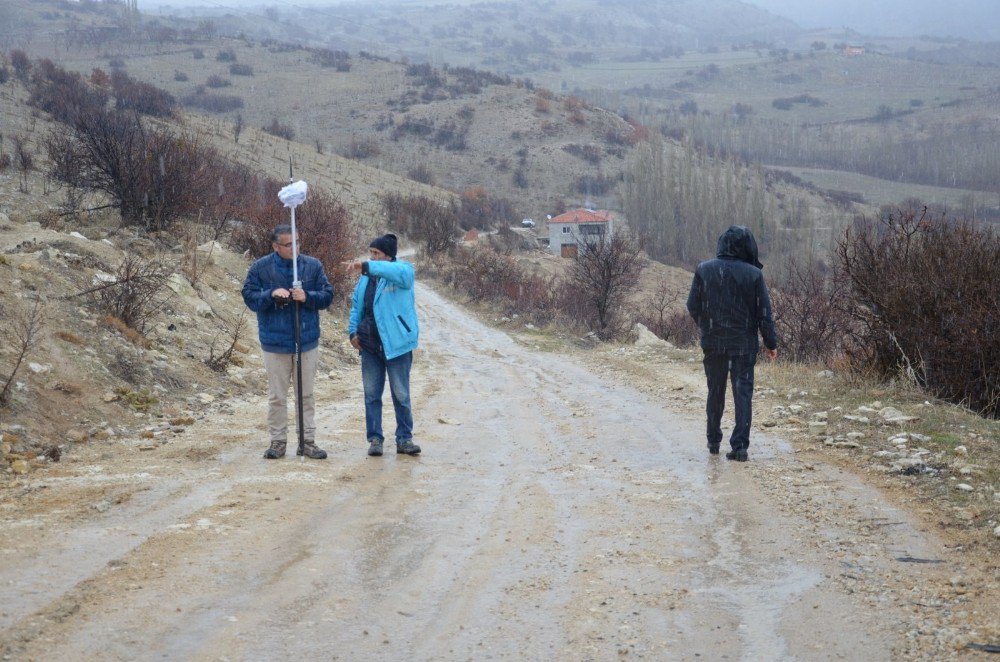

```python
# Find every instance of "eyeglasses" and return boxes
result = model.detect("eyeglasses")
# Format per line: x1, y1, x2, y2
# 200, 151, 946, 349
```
275, 241, 293, 248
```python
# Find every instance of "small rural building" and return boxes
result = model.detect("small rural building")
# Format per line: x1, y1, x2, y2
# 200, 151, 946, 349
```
843, 45, 865, 57
547, 208, 615, 258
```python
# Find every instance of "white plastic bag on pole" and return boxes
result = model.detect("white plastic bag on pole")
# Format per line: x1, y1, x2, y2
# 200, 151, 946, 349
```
278, 180, 308, 209
278, 180, 308, 285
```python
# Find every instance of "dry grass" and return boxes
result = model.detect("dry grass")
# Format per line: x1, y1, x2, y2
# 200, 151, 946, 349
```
54, 330, 85, 345
102, 314, 151, 349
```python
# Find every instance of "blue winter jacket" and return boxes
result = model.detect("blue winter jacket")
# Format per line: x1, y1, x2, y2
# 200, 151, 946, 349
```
242, 252, 333, 354
348, 260, 419, 360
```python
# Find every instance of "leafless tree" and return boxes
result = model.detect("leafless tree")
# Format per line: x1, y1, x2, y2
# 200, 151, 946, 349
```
12, 135, 32, 193
0, 300, 46, 406
568, 231, 645, 340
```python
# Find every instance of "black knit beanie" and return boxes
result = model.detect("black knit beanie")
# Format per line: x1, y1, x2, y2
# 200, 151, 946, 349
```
369, 233, 398, 259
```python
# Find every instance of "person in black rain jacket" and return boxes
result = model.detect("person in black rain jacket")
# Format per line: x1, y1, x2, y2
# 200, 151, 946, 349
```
687, 225, 778, 462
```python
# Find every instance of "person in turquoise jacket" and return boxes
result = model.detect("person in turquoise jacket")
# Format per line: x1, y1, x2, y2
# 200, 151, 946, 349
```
345, 234, 421, 457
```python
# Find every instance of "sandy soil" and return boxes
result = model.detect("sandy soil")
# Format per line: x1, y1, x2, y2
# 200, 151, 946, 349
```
0, 285, 988, 661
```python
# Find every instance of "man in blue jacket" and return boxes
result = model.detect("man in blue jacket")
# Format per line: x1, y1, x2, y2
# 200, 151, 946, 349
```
345, 233, 421, 457
242, 224, 334, 460
687, 226, 778, 462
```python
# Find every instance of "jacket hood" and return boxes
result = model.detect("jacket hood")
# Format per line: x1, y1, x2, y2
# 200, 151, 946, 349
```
716, 225, 763, 269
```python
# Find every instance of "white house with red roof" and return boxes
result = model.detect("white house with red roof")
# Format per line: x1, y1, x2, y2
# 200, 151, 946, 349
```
547, 208, 615, 257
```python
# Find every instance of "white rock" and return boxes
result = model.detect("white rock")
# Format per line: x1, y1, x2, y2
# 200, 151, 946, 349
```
197, 393, 215, 404
816, 370, 834, 378
843, 415, 870, 424
28, 362, 51, 374
846, 432, 865, 439
195, 300, 214, 318
812, 411, 829, 421
633, 323, 673, 349
69, 231, 88, 240
879, 407, 918, 424
994, 525, 1000, 539
953, 445, 968, 456
93, 271, 116, 285
955, 484, 974, 492
166, 273, 197, 297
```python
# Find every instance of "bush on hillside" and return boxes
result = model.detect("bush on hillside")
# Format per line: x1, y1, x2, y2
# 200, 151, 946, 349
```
229, 63, 253, 76
262, 118, 294, 140
181, 92, 244, 113
46, 107, 216, 231
423, 244, 558, 322
837, 209, 1000, 416
382, 193, 458, 255
111, 70, 175, 117
770, 257, 853, 364
28, 60, 109, 124
205, 74, 231, 88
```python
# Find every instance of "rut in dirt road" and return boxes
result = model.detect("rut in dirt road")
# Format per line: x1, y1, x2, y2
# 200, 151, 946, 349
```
2, 284, 946, 660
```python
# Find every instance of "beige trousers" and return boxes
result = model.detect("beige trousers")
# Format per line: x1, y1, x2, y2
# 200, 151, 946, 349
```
263, 348, 318, 443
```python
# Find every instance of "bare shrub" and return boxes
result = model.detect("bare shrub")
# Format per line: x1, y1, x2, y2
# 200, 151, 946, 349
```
10, 49, 31, 82
174, 70, 189, 82
47, 107, 218, 230
182, 92, 244, 113
837, 209, 1000, 416
12, 135, 33, 193
407, 163, 435, 185
233, 112, 243, 144
457, 187, 517, 230
566, 232, 645, 340
229, 63, 253, 76
0, 66, 11, 85
102, 314, 152, 349
206, 312, 248, 372
262, 118, 294, 140
342, 137, 380, 159
28, 59, 109, 124
110, 70, 175, 117
563, 143, 602, 164
382, 193, 458, 255
535, 96, 551, 114
637, 277, 689, 342
425, 244, 557, 322
85, 255, 172, 333
770, 257, 852, 363
215, 49, 237, 62
0, 300, 45, 406
205, 74, 231, 88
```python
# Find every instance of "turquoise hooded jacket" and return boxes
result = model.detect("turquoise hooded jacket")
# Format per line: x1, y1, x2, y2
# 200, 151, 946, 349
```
348, 260, 419, 360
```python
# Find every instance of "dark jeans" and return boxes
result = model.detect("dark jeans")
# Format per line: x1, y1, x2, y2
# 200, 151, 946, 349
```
361, 349, 413, 444
703, 351, 757, 451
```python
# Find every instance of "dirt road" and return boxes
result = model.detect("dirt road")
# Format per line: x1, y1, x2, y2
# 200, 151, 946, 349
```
0, 286, 971, 660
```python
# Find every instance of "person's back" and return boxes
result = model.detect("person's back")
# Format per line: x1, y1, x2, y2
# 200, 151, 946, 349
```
687, 226, 776, 355
687, 225, 777, 462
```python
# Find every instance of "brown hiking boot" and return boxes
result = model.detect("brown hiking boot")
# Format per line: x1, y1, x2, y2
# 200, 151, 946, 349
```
296, 441, 328, 460
263, 440, 286, 459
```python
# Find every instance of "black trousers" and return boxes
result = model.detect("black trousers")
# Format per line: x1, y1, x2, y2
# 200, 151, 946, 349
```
703, 351, 757, 451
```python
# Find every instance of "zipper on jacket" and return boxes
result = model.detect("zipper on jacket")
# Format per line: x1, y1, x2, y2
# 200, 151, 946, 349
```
397, 315, 411, 333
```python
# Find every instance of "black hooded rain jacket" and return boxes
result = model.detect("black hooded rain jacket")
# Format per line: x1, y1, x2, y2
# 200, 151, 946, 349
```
686, 226, 778, 355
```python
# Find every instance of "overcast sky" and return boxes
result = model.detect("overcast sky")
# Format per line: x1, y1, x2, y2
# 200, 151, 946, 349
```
743, 0, 1000, 40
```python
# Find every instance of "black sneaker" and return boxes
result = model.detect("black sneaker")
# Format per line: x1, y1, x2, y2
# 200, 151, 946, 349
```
396, 440, 421, 455
726, 449, 749, 462
368, 438, 383, 457
264, 441, 286, 459
296, 441, 328, 460
707, 442, 720, 455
